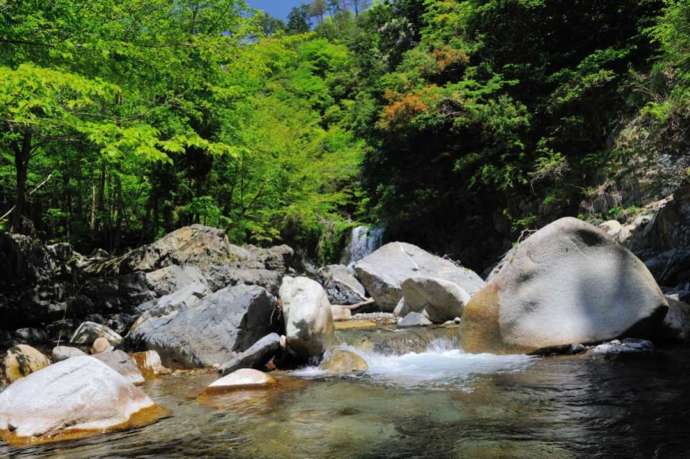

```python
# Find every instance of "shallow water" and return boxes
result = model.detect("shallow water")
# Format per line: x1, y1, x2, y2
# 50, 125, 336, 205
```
3, 334, 690, 458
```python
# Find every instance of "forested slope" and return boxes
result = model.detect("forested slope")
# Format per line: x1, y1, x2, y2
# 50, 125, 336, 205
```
2, 0, 690, 270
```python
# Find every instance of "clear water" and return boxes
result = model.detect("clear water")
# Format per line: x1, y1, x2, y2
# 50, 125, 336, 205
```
3, 337, 690, 458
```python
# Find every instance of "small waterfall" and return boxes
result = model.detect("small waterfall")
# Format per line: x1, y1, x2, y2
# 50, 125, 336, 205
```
345, 225, 384, 264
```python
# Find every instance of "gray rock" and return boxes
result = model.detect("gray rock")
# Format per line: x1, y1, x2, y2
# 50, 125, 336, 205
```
71, 321, 123, 347
461, 217, 669, 353
51, 346, 86, 362
93, 350, 145, 385
318, 265, 367, 305
219, 333, 283, 375
659, 297, 690, 342
126, 285, 283, 368
354, 242, 484, 311
400, 277, 470, 323
14, 328, 48, 344
590, 338, 655, 355
145, 265, 208, 296
279, 276, 334, 363
130, 281, 210, 331
398, 312, 432, 328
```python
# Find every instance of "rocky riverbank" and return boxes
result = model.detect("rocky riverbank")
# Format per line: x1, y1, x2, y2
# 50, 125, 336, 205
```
1, 215, 690, 445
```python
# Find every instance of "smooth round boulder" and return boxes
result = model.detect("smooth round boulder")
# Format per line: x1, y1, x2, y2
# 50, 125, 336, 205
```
461, 217, 669, 353
207, 368, 276, 391
51, 346, 86, 362
92, 337, 113, 354
0, 356, 164, 445
4, 345, 51, 383
401, 277, 470, 323
320, 350, 368, 375
354, 242, 484, 311
279, 276, 335, 363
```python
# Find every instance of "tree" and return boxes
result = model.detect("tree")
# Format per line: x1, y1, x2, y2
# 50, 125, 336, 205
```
287, 4, 312, 33
310, 0, 327, 24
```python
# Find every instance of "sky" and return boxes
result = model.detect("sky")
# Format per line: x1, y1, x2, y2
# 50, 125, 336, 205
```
246, 0, 305, 20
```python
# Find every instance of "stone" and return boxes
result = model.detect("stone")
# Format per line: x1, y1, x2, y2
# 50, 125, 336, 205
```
207, 368, 276, 391
461, 217, 669, 353
126, 284, 283, 368
144, 264, 208, 296
71, 321, 123, 347
599, 220, 630, 244
590, 338, 655, 355
331, 305, 353, 321
354, 242, 485, 311
279, 276, 335, 363
14, 328, 48, 344
51, 346, 86, 362
130, 281, 210, 331
3, 345, 51, 383
397, 312, 432, 328
93, 350, 145, 385
658, 297, 690, 342
92, 337, 114, 354
219, 333, 284, 375
318, 265, 367, 305
131, 351, 170, 377
400, 277, 470, 323
319, 349, 368, 375
0, 356, 164, 445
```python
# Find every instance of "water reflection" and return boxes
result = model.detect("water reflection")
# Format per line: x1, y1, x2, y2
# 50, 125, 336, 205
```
2, 347, 690, 457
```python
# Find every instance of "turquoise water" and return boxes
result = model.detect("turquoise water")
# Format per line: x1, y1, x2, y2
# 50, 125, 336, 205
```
2, 331, 690, 458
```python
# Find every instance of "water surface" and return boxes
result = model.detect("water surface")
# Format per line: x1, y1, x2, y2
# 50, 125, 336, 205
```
2, 335, 690, 458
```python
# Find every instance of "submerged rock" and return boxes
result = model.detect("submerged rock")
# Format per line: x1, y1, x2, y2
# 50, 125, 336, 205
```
461, 217, 669, 353
0, 356, 164, 445
207, 368, 276, 391
71, 321, 123, 347
318, 265, 367, 305
280, 276, 335, 363
3, 345, 51, 383
51, 346, 86, 362
590, 339, 655, 355
320, 349, 368, 375
219, 333, 284, 375
93, 350, 145, 385
400, 277, 470, 323
127, 284, 283, 368
354, 242, 484, 311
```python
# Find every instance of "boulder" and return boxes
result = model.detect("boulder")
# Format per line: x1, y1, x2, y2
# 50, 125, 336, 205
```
658, 297, 690, 342
14, 328, 48, 344
3, 345, 51, 383
51, 346, 86, 362
206, 368, 276, 391
219, 333, 284, 375
132, 350, 170, 377
354, 242, 484, 311
599, 220, 630, 244
460, 217, 669, 353
93, 350, 145, 385
71, 321, 123, 347
126, 284, 283, 368
318, 265, 367, 305
279, 276, 335, 363
398, 312, 432, 328
144, 265, 208, 296
130, 281, 210, 331
0, 356, 164, 445
320, 349, 368, 375
400, 277, 470, 323
92, 337, 114, 354
590, 338, 655, 355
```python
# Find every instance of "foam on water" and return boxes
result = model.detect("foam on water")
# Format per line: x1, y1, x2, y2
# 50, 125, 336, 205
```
292, 339, 536, 389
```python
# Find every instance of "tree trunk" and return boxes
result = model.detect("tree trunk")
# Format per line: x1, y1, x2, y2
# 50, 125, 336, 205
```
11, 131, 31, 233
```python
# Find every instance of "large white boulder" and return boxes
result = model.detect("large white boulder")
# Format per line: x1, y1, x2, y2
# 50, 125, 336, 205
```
354, 242, 484, 311
400, 277, 470, 323
461, 217, 669, 353
0, 356, 163, 445
279, 276, 334, 363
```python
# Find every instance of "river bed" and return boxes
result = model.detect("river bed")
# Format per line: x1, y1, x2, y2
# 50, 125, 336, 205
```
2, 328, 690, 458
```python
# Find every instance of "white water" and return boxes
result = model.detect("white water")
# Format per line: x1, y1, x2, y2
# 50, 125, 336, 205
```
345, 225, 384, 264
294, 340, 536, 389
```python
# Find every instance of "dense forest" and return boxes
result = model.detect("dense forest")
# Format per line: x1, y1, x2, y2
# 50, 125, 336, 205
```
1, 0, 689, 270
